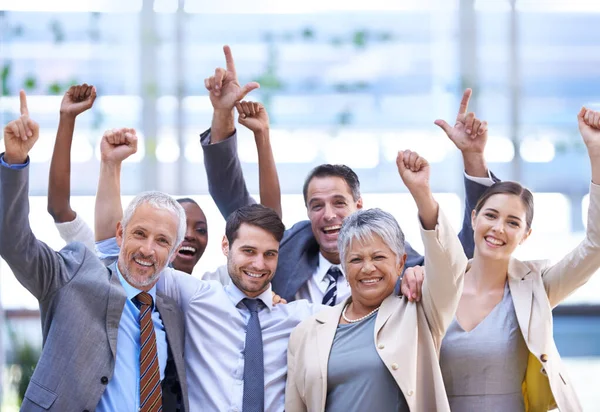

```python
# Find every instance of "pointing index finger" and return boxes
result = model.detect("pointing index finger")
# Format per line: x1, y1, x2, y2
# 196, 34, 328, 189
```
457, 88, 472, 117
223, 45, 236, 75
19, 90, 29, 116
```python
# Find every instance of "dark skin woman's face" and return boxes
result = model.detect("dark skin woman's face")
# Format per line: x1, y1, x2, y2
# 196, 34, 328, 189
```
172, 201, 208, 274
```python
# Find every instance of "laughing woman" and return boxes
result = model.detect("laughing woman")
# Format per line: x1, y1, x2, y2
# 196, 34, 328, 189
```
438, 108, 600, 412
285, 150, 468, 412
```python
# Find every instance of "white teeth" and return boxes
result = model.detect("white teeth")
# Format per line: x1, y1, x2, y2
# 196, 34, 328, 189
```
485, 236, 504, 246
323, 225, 342, 232
179, 246, 197, 253
134, 258, 153, 267
360, 278, 382, 284
245, 272, 263, 278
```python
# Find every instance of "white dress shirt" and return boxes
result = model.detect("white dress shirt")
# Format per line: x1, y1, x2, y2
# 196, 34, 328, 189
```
294, 253, 351, 304
157, 269, 323, 412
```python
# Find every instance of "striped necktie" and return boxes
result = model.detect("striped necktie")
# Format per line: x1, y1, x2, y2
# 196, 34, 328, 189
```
136, 292, 162, 412
322, 266, 342, 306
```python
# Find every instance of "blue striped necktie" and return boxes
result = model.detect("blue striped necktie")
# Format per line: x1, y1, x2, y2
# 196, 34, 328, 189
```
242, 298, 264, 412
136, 292, 162, 412
322, 266, 342, 306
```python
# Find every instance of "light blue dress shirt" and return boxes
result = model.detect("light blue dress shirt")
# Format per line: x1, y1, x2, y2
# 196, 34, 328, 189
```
96, 236, 323, 412
0, 154, 29, 169
96, 264, 168, 412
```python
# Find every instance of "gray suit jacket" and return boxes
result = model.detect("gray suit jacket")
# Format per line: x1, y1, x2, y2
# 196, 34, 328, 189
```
0, 162, 189, 412
201, 130, 493, 301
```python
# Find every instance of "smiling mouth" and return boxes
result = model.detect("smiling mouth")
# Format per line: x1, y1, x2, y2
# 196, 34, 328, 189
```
177, 245, 197, 258
360, 277, 383, 284
322, 225, 342, 235
134, 257, 154, 268
243, 270, 268, 279
484, 236, 506, 247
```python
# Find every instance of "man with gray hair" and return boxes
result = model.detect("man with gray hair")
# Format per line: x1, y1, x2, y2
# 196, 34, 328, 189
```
0, 91, 189, 411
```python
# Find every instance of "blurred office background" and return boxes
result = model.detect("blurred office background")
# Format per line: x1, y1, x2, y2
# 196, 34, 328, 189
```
1, 0, 599, 409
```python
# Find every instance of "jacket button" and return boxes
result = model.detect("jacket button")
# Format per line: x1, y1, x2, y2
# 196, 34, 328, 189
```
540, 354, 548, 362
407, 390, 414, 396
101, 376, 109, 384
391, 363, 399, 370
378, 343, 385, 350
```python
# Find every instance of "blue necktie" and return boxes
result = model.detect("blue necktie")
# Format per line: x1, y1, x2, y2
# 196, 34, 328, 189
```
322, 266, 342, 306
242, 298, 264, 412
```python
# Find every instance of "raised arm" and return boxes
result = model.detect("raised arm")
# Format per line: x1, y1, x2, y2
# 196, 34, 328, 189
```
48, 84, 96, 250
201, 45, 260, 218
48, 84, 96, 222
94, 128, 138, 241
435, 88, 498, 258
1, 91, 82, 299
542, 108, 600, 307
397, 150, 467, 339
235, 100, 282, 218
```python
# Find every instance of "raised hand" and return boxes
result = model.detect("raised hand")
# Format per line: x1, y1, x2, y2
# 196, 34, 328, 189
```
434, 89, 488, 155
204, 45, 260, 111
396, 150, 431, 194
60, 84, 97, 118
100, 128, 138, 165
235, 101, 269, 136
578, 107, 600, 154
3, 90, 40, 164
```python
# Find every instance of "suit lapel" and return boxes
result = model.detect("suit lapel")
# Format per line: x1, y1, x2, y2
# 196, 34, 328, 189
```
106, 263, 127, 360
315, 303, 345, 409
507, 258, 533, 343
155, 294, 180, 353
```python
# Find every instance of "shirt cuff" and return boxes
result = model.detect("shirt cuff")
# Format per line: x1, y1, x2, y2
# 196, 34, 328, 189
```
464, 170, 494, 187
0, 154, 29, 169
95, 237, 120, 259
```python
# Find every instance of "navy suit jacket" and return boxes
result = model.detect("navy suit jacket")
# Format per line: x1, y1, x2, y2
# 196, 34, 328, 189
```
201, 130, 495, 301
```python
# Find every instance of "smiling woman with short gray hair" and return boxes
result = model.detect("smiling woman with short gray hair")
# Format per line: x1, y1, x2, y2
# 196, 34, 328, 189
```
285, 150, 468, 412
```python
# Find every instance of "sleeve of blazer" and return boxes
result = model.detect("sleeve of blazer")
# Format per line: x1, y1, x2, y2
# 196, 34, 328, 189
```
200, 129, 257, 219
0, 164, 83, 301
542, 182, 600, 307
285, 328, 308, 412
420, 208, 468, 342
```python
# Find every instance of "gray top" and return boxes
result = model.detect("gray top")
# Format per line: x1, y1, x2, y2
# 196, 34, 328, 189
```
439, 283, 529, 412
326, 311, 409, 412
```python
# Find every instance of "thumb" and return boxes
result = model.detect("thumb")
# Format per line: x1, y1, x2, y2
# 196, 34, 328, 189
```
578, 107, 587, 125
396, 151, 408, 175
237, 82, 260, 100
434, 119, 452, 136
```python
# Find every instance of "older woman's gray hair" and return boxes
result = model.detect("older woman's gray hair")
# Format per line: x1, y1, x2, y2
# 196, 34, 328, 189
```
337, 208, 406, 269
121, 191, 187, 257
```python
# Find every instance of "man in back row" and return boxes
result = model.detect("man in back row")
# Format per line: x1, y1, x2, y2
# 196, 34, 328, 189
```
200, 45, 496, 303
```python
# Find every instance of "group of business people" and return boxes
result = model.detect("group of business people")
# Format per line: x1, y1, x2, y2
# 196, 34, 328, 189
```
1, 45, 600, 412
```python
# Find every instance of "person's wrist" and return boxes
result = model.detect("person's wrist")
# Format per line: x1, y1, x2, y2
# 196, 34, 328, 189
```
3, 152, 27, 165
59, 111, 77, 121
253, 128, 270, 141
462, 152, 488, 177
100, 157, 123, 168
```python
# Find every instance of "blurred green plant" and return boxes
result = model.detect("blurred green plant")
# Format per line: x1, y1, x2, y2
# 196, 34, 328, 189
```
23, 75, 37, 91
1, 63, 11, 96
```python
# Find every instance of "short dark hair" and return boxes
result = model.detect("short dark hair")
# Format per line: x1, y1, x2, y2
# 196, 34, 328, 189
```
302, 164, 361, 205
176, 197, 199, 206
225, 204, 286, 245
474, 181, 534, 229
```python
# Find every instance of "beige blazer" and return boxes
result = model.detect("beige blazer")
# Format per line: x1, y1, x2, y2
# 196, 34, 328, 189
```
285, 210, 468, 412
501, 182, 600, 412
